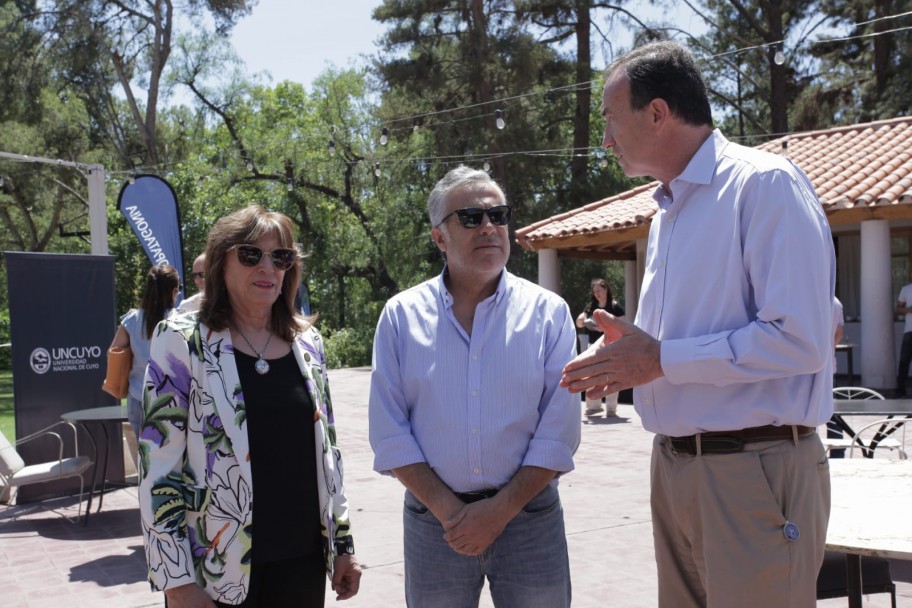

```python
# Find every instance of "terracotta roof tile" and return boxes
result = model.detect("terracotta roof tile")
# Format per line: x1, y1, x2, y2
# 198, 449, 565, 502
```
517, 116, 912, 252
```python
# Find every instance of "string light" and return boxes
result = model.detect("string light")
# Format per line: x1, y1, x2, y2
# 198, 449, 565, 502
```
0, 176, 4, 188
599, 157, 609, 169
69, 15, 912, 185
128, 172, 136, 184
380, 127, 389, 146
483, 159, 491, 172
374, 163, 381, 177
286, 178, 294, 192
773, 43, 786, 65
328, 140, 336, 155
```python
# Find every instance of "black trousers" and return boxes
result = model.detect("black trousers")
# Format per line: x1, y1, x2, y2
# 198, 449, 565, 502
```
898, 331, 912, 395
219, 554, 325, 608
163, 553, 326, 608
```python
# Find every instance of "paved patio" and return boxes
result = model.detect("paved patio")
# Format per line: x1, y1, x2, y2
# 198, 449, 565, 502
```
1, 367, 910, 607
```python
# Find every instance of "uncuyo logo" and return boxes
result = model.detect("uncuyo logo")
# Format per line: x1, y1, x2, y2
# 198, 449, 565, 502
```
30, 348, 51, 374
29, 345, 103, 374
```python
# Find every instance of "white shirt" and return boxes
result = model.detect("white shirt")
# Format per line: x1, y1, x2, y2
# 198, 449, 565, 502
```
899, 284, 912, 333
634, 130, 836, 436
369, 269, 580, 493
172, 291, 203, 316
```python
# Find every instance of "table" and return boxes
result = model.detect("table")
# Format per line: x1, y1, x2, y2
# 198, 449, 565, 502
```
830, 399, 912, 457
835, 343, 856, 385
827, 459, 912, 608
60, 405, 129, 522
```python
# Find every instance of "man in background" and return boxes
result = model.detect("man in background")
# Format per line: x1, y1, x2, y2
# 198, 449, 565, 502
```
896, 283, 912, 396
173, 253, 205, 314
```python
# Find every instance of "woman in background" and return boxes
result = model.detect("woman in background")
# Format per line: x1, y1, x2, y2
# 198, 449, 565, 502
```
576, 278, 625, 416
108, 263, 180, 438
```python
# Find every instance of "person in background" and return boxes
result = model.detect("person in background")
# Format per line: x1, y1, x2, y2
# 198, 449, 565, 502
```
560, 40, 834, 607
896, 283, 912, 396
172, 253, 206, 315
827, 296, 846, 457
108, 263, 180, 438
575, 278, 625, 416
138, 205, 360, 607
369, 166, 580, 608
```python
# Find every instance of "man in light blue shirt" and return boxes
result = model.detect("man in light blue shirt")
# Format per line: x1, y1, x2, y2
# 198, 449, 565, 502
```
369, 165, 580, 608
562, 41, 834, 607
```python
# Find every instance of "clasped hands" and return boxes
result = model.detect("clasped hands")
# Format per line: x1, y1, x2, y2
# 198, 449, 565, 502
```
561, 309, 664, 398
441, 498, 512, 557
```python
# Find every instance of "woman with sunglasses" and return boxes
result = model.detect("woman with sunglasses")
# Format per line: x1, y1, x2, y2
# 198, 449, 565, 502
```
576, 278, 625, 416
138, 205, 361, 607
106, 262, 180, 438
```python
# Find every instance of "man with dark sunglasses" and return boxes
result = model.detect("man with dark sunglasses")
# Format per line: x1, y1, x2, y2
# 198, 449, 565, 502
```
173, 253, 206, 315
369, 165, 580, 608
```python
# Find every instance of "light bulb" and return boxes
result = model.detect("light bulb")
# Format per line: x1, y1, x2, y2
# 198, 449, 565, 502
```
774, 49, 785, 65
599, 157, 609, 169
245, 159, 254, 171
0, 176, 4, 188
328, 140, 336, 156
483, 160, 491, 172
380, 127, 389, 146
128, 174, 136, 184
286, 178, 294, 192
374, 163, 381, 177
413, 124, 419, 133
495, 109, 505, 130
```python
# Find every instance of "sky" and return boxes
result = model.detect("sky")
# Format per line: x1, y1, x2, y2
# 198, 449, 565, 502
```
226, 1, 705, 90
228, 0, 387, 88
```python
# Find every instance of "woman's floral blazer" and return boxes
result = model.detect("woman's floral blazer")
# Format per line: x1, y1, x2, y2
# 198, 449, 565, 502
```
137, 313, 354, 604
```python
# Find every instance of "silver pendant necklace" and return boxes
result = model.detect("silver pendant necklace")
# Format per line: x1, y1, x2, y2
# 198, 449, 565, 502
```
235, 327, 273, 375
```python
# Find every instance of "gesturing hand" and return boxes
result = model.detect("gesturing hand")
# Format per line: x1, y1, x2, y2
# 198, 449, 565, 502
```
561, 309, 663, 399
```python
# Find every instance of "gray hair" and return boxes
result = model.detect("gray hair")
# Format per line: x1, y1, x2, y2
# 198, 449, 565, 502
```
427, 165, 506, 227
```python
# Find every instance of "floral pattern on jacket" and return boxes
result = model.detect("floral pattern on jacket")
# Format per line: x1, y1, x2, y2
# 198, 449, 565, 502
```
137, 313, 353, 603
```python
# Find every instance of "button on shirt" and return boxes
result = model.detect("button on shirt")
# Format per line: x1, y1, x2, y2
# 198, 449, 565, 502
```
634, 130, 836, 437
369, 270, 580, 493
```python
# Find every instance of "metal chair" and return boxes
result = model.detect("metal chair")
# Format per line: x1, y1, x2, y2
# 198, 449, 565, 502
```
846, 418, 908, 459
832, 386, 885, 400
0, 422, 94, 523
816, 550, 897, 607
823, 387, 886, 457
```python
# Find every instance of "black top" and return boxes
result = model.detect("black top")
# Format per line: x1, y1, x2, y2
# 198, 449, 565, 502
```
584, 301, 625, 343
236, 349, 323, 563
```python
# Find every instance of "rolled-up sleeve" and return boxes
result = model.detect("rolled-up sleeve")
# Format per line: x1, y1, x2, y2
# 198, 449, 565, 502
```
521, 300, 581, 474
368, 303, 427, 474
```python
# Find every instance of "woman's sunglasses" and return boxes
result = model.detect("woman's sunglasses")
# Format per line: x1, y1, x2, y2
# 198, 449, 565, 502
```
438, 205, 512, 229
229, 244, 297, 271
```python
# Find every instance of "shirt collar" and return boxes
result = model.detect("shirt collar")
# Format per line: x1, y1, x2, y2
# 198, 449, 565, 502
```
437, 266, 508, 309
652, 128, 728, 208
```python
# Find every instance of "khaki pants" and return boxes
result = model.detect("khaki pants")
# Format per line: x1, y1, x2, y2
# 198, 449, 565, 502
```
650, 432, 830, 608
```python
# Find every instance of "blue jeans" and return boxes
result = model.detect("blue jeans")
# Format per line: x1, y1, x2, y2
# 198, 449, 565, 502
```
403, 484, 571, 608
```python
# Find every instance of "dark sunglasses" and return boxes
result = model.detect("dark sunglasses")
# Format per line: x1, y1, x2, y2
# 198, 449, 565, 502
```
438, 205, 512, 229
229, 244, 297, 271
191, 271, 205, 280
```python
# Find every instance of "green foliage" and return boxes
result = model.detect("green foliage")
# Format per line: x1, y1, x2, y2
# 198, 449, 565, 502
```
0, 370, 12, 441
0, 307, 9, 370
322, 326, 373, 369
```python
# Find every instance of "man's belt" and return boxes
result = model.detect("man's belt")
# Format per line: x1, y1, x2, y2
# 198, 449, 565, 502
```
666, 424, 816, 456
455, 489, 499, 503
